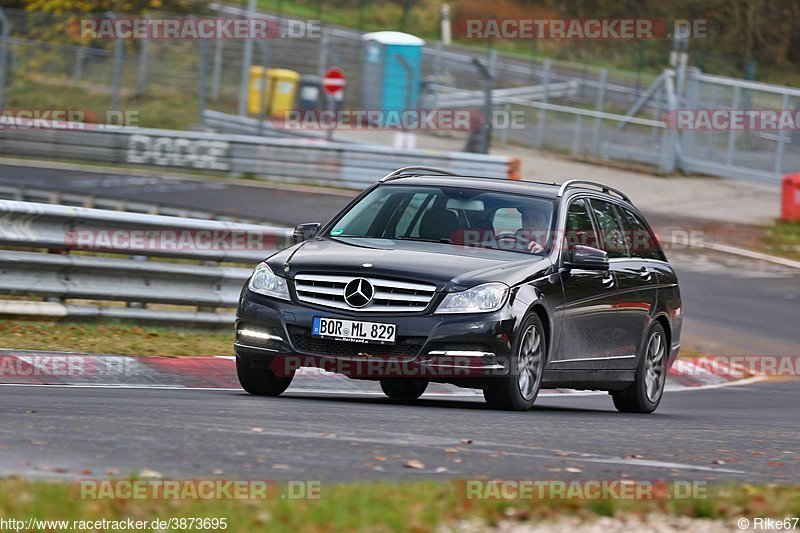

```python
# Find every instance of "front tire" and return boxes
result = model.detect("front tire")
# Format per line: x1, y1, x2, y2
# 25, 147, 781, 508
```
483, 313, 545, 411
612, 322, 667, 414
380, 378, 428, 400
236, 357, 293, 396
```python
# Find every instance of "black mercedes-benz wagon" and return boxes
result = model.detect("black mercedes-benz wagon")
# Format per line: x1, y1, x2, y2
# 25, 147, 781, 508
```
235, 167, 682, 412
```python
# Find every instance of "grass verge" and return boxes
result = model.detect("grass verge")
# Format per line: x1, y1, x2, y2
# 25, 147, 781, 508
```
764, 220, 800, 260
0, 320, 232, 357
3, 77, 206, 131
0, 479, 798, 532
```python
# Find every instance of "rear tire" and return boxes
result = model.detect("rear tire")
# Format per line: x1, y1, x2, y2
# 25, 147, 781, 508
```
612, 322, 667, 414
483, 313, 545, 411
236, 357, 293, 396
380, 378, 428, 400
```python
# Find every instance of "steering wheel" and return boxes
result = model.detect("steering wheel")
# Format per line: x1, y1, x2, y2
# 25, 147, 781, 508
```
496, 232, 518, 245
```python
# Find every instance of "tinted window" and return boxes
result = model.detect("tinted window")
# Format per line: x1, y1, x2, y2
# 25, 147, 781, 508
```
590, 200, 628, 259
328, 185, 556, 255
564, 199, 599, 250
335, 193, 390, 236
618, 207, 664, 261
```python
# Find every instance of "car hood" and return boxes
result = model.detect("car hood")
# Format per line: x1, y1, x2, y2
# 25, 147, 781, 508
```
266, 237, 553, 291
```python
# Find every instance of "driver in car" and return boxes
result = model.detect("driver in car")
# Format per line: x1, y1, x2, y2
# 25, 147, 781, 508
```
516, 207, 549, 254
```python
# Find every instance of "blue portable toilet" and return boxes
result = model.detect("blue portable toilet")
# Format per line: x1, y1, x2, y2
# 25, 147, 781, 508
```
361, 31, 425, 114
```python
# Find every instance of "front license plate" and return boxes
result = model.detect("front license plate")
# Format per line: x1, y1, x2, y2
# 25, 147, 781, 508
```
312, 317, 396, 345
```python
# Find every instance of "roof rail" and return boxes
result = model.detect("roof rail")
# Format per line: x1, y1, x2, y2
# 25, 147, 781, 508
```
379, 166, 460, 182
557, 180, 631, 203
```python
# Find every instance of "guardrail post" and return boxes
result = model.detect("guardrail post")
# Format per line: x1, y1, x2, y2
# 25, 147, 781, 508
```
725, 86, 740, 166
535, 60, 551, 147
0, 7, 10, 110
650, 85, 662, 145
470, 54, 494, 154
774, 93, 789, 175
211, 39, 224, 101
499, 103, 510, 146
108, 12, 124, 113
658, 73, 678, 173
317, 29, 329, 78
137, 16, 150, 95
198, 24, 208, 122
571, 115, 582, 155
683, 68, 700, 161
590, 68, 607, 155
238, 0, 256, 116
257, 40, 270, 135
73, 47, 86, 84
433, 40, 442, 79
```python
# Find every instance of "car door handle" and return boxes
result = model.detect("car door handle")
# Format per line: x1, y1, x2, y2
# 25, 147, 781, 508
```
601, 275, 615, 288
639, 267, 652, 281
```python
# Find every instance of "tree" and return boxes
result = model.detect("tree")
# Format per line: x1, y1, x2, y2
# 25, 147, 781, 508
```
21, 0, 203, 14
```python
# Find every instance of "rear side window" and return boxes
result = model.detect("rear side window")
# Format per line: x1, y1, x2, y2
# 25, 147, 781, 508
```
564, 199, 599, 250
590, 200, 628, 259
618, 207, 665, 261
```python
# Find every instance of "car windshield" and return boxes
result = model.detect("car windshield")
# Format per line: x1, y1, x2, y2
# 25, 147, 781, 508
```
326, 185, 556, 255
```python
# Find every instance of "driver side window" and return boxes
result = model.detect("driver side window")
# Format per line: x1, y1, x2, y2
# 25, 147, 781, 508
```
590, 200, 629, 259
565, 199, 599, 251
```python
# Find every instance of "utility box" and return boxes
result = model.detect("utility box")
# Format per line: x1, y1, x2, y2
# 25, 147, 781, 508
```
297, 75, 323, 112
247, 66, 271, 115
781, 173, 800, 222
361, 31, 425, 114
268, 68, 300, 117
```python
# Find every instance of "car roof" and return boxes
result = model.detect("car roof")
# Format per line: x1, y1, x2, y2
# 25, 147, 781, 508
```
381, 175, 634, 207
382, 175, 562, 199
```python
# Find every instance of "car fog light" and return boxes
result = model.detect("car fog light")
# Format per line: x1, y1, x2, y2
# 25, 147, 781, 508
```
237, 328, 283, 343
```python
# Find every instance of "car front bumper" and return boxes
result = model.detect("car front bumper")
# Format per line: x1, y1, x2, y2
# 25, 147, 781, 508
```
234, 289, 517, 381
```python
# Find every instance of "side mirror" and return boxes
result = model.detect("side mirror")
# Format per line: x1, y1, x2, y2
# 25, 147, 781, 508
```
564, 245, 609, 271
292, 222, 321, 244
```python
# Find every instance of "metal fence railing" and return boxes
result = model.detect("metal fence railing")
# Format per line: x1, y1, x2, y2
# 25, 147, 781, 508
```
0, 200, 293, 324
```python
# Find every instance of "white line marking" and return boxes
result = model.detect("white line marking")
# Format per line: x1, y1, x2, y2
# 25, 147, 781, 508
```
0, 375, 768, 394
667, 236, 800, 270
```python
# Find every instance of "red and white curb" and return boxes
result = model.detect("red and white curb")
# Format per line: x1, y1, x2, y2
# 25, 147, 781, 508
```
0, 350, 765, 396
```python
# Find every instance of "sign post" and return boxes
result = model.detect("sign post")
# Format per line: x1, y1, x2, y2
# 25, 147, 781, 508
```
322, 67, 345, 142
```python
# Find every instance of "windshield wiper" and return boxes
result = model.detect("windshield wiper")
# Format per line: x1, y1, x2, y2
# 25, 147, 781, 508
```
395, 236, 452, 244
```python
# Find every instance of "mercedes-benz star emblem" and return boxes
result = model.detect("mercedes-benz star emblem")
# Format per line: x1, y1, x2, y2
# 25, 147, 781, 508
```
343, 278, 374, 308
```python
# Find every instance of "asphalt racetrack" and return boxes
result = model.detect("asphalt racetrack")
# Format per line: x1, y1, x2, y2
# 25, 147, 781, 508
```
1, 161, 798, 483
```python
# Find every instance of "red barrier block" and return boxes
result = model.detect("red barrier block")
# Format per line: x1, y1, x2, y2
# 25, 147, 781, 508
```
782, 173, 800, 222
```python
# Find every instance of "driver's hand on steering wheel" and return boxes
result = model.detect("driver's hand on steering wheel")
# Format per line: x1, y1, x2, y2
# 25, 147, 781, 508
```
527, 240, 544, 253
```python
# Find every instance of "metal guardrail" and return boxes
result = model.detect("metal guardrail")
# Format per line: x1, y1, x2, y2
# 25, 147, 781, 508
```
0, 184, 251, 222
0, 200, 293, 324
201, 110, 355, 143
429, 81, 580, 109
0, 121, 517, 187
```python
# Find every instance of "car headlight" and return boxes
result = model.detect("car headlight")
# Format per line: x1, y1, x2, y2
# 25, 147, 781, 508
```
435, 283, 509, 314
248, 262, 290, 300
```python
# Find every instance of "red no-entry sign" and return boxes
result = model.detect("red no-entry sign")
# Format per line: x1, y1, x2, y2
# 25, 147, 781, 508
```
322, 67, 346, 95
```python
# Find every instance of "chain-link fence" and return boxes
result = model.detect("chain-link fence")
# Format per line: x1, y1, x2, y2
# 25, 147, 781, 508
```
0, 6, 797, 184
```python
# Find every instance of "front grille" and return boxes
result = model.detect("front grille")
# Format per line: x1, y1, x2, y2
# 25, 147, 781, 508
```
288, 326, 425, 358
293, 273, 436, 312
